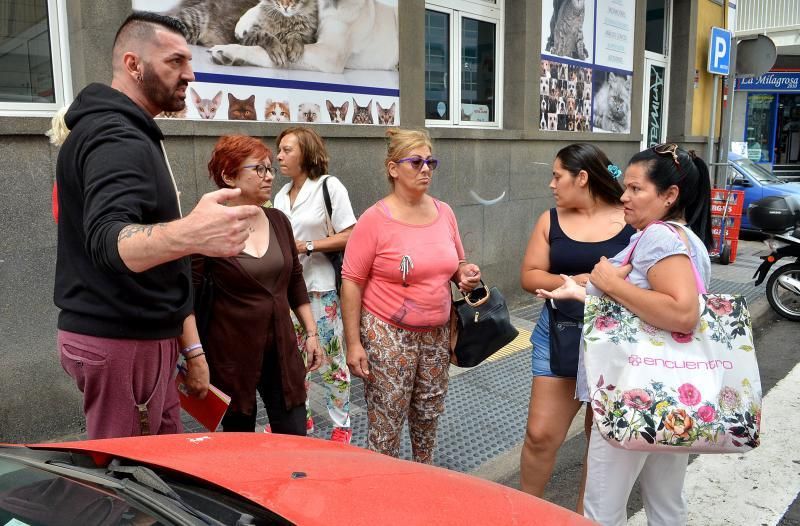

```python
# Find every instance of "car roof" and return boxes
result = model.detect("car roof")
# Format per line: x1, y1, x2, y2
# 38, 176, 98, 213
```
25, 433, 592, 525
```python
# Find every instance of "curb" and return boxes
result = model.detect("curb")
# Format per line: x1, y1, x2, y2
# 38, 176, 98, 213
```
470, 293, 777, 486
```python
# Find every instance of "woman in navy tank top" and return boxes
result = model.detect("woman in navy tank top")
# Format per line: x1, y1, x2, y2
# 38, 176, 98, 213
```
519, 144, 635, 509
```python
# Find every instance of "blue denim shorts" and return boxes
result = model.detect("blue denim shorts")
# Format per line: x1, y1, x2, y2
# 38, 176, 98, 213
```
531, 306, 556, 377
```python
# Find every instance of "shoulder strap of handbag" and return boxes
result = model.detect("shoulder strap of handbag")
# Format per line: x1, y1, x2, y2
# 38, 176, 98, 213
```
621, 220, 706, 294
321, 175, 336, 235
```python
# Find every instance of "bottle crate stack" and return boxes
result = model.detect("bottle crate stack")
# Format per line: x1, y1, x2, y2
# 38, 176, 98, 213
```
710, 188, 744, 263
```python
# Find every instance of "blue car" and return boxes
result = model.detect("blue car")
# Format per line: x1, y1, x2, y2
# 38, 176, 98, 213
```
729, 153, 800, 231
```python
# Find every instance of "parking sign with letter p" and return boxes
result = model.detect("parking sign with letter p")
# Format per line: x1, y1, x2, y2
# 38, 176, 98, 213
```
708, 27, 732, 75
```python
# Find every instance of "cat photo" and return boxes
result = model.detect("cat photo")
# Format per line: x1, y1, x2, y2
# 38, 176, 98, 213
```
169, 0, 258, 47
351, 98, 374, 125
173, 0, 317, 67
210, 0, 399, 74
237, 0, 318, 67
376, 102, 396, 125
544, 0, 591, 61
265, 99, 291, 121
592, 72, 632, 133
190, 88, 223, 119
326, 100, 349, 123
228, 93, 257, 120
157, 108, 188, 119
297, 102, 321, 122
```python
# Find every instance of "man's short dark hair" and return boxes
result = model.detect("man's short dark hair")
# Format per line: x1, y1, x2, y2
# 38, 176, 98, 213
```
113, 11, 188, 50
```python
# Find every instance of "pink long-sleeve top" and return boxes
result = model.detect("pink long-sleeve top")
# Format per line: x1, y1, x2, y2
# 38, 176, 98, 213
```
342, 199, 465, 330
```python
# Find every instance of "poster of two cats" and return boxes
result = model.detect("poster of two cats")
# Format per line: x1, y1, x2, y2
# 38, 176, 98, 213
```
133, 0, 400, 125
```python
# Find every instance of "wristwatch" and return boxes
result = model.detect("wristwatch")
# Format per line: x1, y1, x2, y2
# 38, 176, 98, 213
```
305, 240, 314, 256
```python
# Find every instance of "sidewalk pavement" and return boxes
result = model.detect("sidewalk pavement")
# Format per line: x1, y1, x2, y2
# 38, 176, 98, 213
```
179, 239, 773, 481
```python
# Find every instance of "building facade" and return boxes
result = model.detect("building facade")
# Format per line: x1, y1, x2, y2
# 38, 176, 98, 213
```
0, 0, 726, 441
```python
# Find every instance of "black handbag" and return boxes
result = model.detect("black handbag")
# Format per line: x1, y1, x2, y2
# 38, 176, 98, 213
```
193, 257, 215, 344
449, 282, 519, 368
321, 176, 344, 292
545, 299, 584, 377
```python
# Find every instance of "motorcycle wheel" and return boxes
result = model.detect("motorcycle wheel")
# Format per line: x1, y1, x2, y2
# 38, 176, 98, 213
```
766, 263, 800, 322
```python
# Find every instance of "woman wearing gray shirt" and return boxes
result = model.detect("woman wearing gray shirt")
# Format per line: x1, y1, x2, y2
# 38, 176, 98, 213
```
538, 144, 713, 526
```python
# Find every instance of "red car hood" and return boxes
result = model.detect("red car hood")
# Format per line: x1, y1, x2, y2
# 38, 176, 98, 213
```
27, 433, 591, 525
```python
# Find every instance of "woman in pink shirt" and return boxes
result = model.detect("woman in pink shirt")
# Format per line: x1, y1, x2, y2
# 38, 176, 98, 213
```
341, 128, 481, 463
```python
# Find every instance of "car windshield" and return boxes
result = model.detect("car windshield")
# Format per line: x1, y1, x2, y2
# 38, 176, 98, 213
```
732, 158, 784, 184
0, 456, 167, 525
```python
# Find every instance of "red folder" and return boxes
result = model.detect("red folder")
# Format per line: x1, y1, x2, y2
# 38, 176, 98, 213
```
175, 365, 231, 432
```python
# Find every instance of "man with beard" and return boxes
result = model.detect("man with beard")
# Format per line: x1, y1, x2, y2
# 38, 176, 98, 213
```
54, 11, 261, 439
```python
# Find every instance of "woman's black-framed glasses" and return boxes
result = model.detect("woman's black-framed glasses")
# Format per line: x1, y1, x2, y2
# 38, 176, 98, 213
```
240, 164, 274, 179
396, 156, 439, 171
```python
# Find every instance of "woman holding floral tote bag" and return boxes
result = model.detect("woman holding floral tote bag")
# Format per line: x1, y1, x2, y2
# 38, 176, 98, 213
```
538, 144, 716, 526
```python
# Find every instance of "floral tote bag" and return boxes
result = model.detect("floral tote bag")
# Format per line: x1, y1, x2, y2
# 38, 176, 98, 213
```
583, 224, 762, 453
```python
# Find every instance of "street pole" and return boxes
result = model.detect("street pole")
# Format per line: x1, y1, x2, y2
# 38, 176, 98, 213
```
707, 75, 720, 185
717, 39, 739, 188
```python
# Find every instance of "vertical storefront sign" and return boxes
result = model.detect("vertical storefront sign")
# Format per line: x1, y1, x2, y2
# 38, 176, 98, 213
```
646, 63, 666, 147
539, 0, 635, 134
132, 0, 400, 125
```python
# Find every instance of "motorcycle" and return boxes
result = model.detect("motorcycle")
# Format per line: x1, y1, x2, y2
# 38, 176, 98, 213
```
750, 196, 800, 321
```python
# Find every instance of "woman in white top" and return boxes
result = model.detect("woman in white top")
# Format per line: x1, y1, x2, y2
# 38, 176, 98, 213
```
273, 127, 357, 443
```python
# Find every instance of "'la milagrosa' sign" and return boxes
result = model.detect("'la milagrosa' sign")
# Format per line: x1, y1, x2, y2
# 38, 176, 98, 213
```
735, 73, 800, 92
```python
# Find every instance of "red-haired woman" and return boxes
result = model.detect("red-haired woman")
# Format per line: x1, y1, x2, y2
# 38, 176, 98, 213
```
196, 135, 322, 434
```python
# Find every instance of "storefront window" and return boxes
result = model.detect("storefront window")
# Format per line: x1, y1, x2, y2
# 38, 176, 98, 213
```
645, 0, 668, 55
425, 1, 503, 127
425, 10, 450, 121
0, 0, 68, 112
460, 17, 495, 123
776, 94, 800, 165
745, 93, 777, 163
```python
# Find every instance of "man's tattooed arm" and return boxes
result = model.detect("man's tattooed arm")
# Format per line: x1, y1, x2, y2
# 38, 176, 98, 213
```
118, 223, 168, 241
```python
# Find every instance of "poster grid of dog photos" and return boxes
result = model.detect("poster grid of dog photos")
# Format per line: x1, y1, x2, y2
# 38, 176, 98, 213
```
133, 0, 400, 126
170, 83, 399, 126
539, 59, 592, 132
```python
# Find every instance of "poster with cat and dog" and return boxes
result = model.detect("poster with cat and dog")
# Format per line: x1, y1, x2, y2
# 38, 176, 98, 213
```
539, 0, 634, 134
133, 0, 400, 125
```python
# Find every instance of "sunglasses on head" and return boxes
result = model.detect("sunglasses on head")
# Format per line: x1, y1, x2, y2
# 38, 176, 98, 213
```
396, 156, 439, 171
652, 143, 680, 167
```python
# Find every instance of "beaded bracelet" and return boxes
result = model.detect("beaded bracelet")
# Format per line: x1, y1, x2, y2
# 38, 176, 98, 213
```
180, 343, 202, 356
185, 351, 205, 361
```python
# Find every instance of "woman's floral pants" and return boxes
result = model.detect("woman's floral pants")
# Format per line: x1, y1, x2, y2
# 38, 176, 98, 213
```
360, 310, 450, 464
293, 290, 351, 429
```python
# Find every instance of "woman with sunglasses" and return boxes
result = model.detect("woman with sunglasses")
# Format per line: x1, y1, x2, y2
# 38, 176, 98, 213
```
195, 135, 323, 434
341, 128, 481, 463
519, 143, 635, 509
273, 127, 357, 443
538, 143, 713, 525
